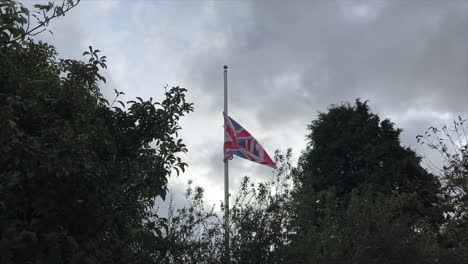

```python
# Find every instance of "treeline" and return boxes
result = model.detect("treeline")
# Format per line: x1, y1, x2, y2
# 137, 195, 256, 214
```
1, 1, 467, 263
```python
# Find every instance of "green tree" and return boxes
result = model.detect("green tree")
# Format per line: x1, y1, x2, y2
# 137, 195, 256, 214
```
288, 100, 443, 263
153, 181, 222, 264
148, 150, 292, 264
0, 1, 193, 263
417, 117, 468, 263
148, 149, 295, 264
229, 149, 294, 264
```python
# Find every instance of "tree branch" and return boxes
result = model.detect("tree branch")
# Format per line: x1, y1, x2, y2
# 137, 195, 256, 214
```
8, 0, 80, 44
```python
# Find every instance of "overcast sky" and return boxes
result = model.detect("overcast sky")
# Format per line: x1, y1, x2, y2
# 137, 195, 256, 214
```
35, 0, 468, 210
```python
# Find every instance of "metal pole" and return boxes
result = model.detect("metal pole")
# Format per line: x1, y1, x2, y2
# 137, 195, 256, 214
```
223, 65, 230, 263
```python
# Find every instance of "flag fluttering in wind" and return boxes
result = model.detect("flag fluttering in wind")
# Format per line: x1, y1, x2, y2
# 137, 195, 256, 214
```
223, 113, 276, 168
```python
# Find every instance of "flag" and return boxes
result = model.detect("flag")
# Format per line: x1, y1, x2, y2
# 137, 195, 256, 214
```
224, 113, 276, 168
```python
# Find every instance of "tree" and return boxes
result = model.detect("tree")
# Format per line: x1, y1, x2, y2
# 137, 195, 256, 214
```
152, 181, 222, 264
417, 117, 468, 263
145, 149, 294, 264
228, 149, 294, 264
0, 1, 193, 263
288, 100, 443, 263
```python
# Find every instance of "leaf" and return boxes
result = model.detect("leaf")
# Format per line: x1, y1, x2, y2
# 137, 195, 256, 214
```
117, 100, 125, 108
98, 97, 109, 105
20, 6, 30, 16
46, 2, 54, 11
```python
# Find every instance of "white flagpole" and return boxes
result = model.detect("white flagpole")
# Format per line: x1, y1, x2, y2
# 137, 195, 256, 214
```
223, 65, 230, 263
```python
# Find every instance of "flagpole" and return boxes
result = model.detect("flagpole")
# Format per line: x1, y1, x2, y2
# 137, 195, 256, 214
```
223, 65, 230, 263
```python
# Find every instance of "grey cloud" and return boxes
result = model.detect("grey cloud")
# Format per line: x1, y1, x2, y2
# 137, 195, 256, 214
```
29, 0, 468, 206
186, 0, 467, 127
177, 0, 468, 194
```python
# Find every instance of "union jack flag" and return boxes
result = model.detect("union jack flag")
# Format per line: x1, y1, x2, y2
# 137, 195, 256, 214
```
224, 113, 276, 168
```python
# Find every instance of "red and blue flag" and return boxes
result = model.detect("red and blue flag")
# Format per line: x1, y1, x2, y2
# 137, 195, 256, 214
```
224, 113, 276, 168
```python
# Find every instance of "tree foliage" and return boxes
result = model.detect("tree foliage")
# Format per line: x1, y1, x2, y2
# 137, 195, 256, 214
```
153, 181, 222, 264
288, 100, 443, 263
417, 117, 468, 263
146, 150, 294, 264
0, 1, 193, 263
228, 149, 294, 264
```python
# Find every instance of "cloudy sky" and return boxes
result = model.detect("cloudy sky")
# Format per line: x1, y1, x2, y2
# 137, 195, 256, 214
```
35, 0, 468, 209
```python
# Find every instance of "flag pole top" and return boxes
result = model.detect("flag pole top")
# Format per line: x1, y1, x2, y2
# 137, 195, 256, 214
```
224, 65, 228, 70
